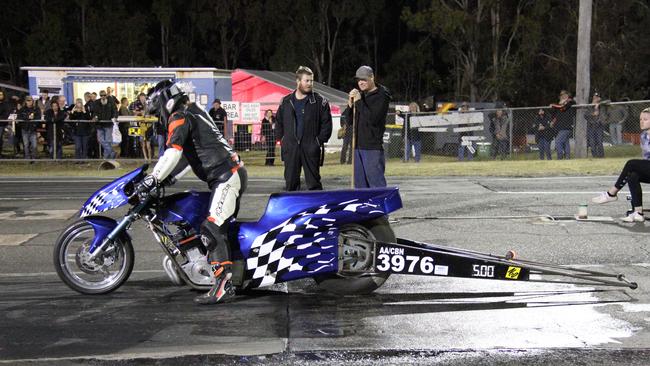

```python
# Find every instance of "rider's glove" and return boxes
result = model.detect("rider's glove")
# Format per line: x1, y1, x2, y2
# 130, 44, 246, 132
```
134, 174, 158, 198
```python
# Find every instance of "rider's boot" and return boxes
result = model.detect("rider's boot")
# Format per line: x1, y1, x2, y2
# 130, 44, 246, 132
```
194, 261, 235, 305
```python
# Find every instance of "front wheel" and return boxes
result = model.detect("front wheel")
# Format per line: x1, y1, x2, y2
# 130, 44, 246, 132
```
315, 217, 394, 295
53, 220, 134, 294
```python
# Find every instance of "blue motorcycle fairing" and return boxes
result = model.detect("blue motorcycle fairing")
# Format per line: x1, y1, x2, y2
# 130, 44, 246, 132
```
157, 191, 211, 233
238, 187, 402, 287
256, 187, 402, 229
80, 167, 145, 218
83, 216, 128, 253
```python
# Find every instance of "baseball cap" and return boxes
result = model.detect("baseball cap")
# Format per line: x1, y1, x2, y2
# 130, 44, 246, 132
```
213, 98, 221, 104
355, 66, 374, 80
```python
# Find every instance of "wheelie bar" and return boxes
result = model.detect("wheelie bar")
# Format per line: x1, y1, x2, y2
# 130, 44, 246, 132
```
342, 234, 638, 289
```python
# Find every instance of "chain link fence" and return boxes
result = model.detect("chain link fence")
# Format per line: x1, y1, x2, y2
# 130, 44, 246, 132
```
0, 118, 165, 161
0, 117, 280, 164
1, 100, 649, 165
372, 100, 650, 163
511, 100, 650, 160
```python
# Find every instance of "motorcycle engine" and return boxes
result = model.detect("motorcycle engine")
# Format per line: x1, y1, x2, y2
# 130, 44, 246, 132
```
180, 247, 213, 286
165, 221, 213, 286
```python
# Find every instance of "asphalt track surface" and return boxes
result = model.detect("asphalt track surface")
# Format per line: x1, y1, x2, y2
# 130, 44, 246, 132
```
1, 174, 649, 365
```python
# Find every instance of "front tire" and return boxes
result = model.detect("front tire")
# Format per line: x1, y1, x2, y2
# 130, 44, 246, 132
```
315, 217, 394, 295
53, 220, 134, 294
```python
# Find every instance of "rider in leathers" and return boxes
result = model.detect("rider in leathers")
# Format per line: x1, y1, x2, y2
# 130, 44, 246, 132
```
144, 80, 247, 305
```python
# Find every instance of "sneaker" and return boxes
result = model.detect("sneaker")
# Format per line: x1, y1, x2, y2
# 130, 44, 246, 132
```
621, 211, 645, 223
194, 272, 235, 305
592, 192, 617, 204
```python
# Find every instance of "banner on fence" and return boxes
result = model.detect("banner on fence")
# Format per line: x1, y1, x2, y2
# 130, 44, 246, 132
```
394, 105, 409, 125
221, 101, 240, 122
241, 103, 260, 122
411, 111, 483, 127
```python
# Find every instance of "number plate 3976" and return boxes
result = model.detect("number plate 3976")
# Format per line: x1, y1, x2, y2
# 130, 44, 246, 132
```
375, 243, 448, 276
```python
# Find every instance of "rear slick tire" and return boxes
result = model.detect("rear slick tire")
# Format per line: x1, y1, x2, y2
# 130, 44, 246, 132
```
315, 217, 394, 295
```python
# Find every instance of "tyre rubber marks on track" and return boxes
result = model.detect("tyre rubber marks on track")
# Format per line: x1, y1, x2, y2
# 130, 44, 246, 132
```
0, 210, 78, 246
0, 234, 38, 246
0, 209, 79, 220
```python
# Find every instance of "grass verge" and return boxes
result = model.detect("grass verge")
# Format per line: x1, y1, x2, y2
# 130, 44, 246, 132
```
0, 156, 632, 178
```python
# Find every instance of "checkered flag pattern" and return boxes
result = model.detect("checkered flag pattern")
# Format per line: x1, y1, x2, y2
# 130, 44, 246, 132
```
245, 199, 385, 288
80, 184, 128, 218
80, 190, 111, 217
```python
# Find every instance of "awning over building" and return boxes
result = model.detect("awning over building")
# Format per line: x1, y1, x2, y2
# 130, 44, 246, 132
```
63, 71, 176, 83
0, 82, 28, 93
19, 66, 232, 108
232, 69, 348, 115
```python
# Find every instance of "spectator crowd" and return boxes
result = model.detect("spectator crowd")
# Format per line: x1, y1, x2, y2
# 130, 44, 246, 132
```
388, 89, 637, 163
0, 87, 166, 161
0, 85, 643, 164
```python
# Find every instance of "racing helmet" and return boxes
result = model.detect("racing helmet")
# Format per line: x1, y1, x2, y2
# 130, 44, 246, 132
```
146, 80, 187, 123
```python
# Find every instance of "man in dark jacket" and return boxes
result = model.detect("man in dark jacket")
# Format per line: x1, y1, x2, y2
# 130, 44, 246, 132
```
0, 90, 12, 156
343, 66, 391, 188
550, 90, 576, 159
586, 93, 606, 158
70, 99, 92, 159
275, 66, 332, 191
208, 99, 228, 138
489, 108, 510, 159
93, 90, 118, 159
17, 96, 41, 160
84, 92, 99, 158
531, 108, 553, 160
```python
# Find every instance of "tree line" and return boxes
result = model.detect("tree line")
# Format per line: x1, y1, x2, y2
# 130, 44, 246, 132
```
0, 0, 648, 106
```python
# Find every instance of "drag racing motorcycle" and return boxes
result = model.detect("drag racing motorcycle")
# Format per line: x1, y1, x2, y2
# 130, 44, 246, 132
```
54, 165, 638, 296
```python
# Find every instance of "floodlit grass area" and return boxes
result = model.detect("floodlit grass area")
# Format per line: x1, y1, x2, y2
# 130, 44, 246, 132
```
0, 144, 640, 178
382, 157, 631, 177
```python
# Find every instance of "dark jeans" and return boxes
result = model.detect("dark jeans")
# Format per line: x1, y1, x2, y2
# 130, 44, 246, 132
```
458, 143, 475, 161
538, 137, 552, 160
265, 141, 275, 166
119, 123, 129, 157
0, 125, 6, 154
494, 139, 509, 159
22, 131, 37, 159
555, 129, 571, 159
354, 149, 386, 188
48, 135, 63, 159
406, 139, 422, 162
97, 127, 116, 159
87, 129, 99, 159
588, 125, 604, 158
13, 124, 22, 154
74, 135, 89, 159
614, 159, 650, 208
